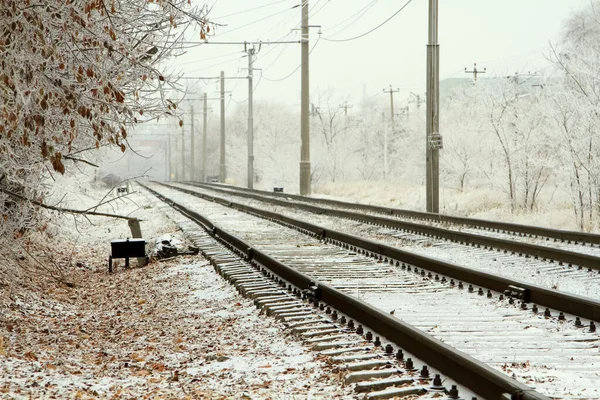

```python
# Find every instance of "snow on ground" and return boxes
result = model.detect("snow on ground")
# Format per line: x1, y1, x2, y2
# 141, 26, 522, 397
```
310, 180, 585, 232
0, 176, 354, 399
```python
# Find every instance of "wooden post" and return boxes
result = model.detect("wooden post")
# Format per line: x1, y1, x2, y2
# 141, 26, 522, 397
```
128, 219, 146, 266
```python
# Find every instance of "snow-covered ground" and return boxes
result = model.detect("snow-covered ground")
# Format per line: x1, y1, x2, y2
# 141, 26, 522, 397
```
0, 176, 354, 398
309, 181, 584, 232
150, 182, 600, 399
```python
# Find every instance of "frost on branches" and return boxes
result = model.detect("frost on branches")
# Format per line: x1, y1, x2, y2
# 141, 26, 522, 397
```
0, 0, 210, 289
549, 2, 600, 229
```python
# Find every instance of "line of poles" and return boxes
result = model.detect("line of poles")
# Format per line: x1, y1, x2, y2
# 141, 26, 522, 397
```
164, 0, 441, 212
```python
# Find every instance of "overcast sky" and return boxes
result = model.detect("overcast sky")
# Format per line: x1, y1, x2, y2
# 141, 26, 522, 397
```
170, 0, 590, 112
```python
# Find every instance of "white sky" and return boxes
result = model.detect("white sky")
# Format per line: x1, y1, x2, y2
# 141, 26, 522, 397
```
170, 0, 590, 111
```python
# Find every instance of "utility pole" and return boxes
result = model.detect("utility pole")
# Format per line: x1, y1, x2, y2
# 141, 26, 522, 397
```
383, 86, 400, 131
339, 102, 353, 120
201, 92, 208, 183
219, 71, 226, 183
247, 46, 255, 189
167, 132, 171, 181
383, 123, 388, 179
465, 63, 486, 81
509, 71, 539, 85
180, 117, 185, 181
299, 0, 311, 195
190, 104, 195, 181
173, 135, 180, 181
410, 92, 423, 110
426, 0, 442, 213
340, 102, 353, 135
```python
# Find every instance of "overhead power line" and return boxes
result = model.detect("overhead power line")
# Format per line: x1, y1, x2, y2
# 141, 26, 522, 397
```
261, 37, 321, 82
210, 2, 303, 38
322, 0, 379, 36
322, 0, 415, 43
212, 0, 291, 20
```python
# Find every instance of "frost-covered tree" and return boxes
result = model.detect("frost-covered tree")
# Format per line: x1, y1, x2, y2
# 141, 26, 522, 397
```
0, 0, 210, 286
547, 0, 600, 229
253, 102, 299, 189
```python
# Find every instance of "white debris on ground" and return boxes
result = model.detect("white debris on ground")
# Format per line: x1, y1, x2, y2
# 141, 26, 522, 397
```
0, 178, 355, 399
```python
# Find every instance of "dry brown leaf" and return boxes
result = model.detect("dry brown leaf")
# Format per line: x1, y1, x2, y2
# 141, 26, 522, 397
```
152, 363, 167, 372
135, 369, 151, 376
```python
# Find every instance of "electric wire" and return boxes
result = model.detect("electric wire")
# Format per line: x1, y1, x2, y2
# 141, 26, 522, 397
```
321, 0, 414, 42
254, 0, 327, 81
176, 50, 244, 67
321, 0, 379, 36
261, 36, 321, 82
212, 0, 292, 20
190, 53, 246, 70
210, 4, 299, 39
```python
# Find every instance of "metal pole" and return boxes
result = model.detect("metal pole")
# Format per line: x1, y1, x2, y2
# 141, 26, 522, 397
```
383, 123, 388, 178
383, 86, 400, 132
167, 132, 171, 181
389, 87, 395, 131
247, 48, 255, 189
202, 92, 208, 183
299, 0, 311, 195
165, 136, 169, 181
465, 63, 486, 82
426, 0, 440, 213
219, 71, 227, 183
180, 118, 185, 181
174, 135, 180, 181
190, 104, 195, 181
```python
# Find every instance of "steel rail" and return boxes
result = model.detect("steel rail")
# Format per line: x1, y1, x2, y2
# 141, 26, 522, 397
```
182, 182, 600, 271
141, 183, 550, 400
194, 182, 600, 245
159, 182, 600, 322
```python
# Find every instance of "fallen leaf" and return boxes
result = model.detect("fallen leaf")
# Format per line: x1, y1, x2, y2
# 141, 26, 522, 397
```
135, 369, 151, 376
152, 363, 167, 372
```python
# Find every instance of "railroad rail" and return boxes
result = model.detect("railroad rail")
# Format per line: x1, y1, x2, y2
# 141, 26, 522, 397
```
140, 182, 558, 400
194, 182, 600, 245
156, 181, 600, 323
181, 182, 600, 272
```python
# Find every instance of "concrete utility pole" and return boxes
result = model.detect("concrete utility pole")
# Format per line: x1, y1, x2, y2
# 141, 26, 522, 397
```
201, 92, 208, 183
219, 71, 227, 183
465, 63, 486, 81
383, 123, 389, 178
299, 0, 311, 195
247, 47, 255, 189
383, 86, 400, 131
173, 135, 180, 181
167, 132, 171, 181
190, 104, 195, 181
426, 0, 442, 213
180, 119, 185, 181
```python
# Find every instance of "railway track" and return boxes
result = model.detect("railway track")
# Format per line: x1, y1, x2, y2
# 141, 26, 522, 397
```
139, 181, 600, 399
174, 182, 600, 301
193, 182, 600, 247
